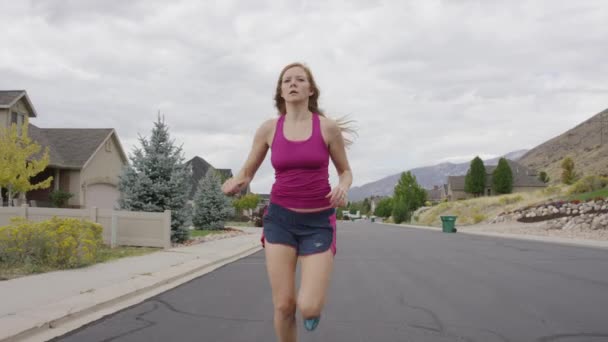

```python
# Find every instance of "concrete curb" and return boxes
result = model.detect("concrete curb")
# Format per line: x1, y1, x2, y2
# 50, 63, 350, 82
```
455, 230, 608, 250
378, 222, 608, 250
0, 241, 263, 342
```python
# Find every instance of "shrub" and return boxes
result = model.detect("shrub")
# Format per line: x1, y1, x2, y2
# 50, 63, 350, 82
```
473, 214, 486, 224
49, 190, 74, 208
498, 195, 523, 205
0, 217, 103, 269
252, 205, 267, 228
336, 209, 344, 220
542, 186, 562, 196
392, 198, 410, 224
538, 171, 550, 183
567, 175, 608, 195
561, 157, 577, 185
436, 202, 450, 211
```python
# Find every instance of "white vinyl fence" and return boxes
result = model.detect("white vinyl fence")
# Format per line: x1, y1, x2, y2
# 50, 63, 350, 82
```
0, 205, 171, 249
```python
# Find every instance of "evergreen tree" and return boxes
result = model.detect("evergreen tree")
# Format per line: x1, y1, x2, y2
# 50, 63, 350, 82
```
561, 157, 577, 185
464, 156, 486, 196
192, 169, 233, 230
492, 158, 513, 194
361, 198, 371, 215
392, 171, 426, 223
118, 115, 191, 242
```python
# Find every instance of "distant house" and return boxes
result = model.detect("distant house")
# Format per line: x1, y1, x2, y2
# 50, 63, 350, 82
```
255, 194, 271, 213
447, 159, 546, 201
369, 195, 387, 214
185, 156, 249, 201
0, 90, 128, 208
425, 185, 447, 203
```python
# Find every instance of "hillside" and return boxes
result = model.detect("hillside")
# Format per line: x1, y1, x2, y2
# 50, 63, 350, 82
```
518, 108, 608, 183
348, 149, 528, 202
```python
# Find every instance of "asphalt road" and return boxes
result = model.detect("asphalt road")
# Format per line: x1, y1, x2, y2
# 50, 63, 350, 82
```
54, 221, 608, 342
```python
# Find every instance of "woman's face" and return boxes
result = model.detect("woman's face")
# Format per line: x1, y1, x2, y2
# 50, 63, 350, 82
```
281, 66, 314, 103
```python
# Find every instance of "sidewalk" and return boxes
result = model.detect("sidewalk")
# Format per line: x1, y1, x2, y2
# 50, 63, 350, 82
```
0, 227, 263, 342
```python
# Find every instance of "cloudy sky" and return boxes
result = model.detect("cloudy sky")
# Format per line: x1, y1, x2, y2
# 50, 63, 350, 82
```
2, 0, 607, 194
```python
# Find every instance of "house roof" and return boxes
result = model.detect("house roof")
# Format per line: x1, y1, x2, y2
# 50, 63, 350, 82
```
215, 168, 233, 180
186, 156, 247, 199
425, 187, 444, 201
186, 156, 216, 199
0, 90, 37, 117
28, 124, 123, 169
448, 159, 546, 191
486, 160, 546, 187
448, 176, 466, 191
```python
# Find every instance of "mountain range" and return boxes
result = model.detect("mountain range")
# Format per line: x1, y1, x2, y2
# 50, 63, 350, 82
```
518, 108, 608, 183
348, 107, 608, 202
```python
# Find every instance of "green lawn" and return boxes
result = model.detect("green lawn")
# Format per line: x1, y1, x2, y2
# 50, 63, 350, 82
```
96, 246, 161, 263
190, 229, 233, 238
224, 221, 253, 227
565, 187, 608, 201
0, 246, 160, 281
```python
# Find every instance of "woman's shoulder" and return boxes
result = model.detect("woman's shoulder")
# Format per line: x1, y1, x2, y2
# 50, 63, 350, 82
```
260, 116, 279, 130
255, 116, 279, 138
318, 115, 339, 132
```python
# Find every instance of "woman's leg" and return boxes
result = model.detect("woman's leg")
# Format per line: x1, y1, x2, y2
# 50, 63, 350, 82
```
265, 242, 298, 342
297, 249, 334, 325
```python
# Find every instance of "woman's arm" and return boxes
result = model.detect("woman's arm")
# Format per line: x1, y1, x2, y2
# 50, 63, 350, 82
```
222, 119, 274, 196
325, 119, 353, 207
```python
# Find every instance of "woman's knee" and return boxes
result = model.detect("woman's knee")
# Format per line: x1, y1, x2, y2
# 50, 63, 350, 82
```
297, 296, 323, 318
274, 297, 297, 318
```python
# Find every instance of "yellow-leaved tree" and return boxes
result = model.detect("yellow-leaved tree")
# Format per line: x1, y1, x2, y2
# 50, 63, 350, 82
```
0, 117, 53, 206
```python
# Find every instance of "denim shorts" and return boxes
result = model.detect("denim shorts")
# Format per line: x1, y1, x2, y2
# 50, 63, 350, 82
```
261, 203, 337, 256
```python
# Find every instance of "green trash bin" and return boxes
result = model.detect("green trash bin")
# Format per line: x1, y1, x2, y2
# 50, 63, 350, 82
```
371, 217, 375, 223
440, 216, 457, 233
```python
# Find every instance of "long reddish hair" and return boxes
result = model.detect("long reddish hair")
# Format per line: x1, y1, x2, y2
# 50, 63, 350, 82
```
273, 62, 357, 146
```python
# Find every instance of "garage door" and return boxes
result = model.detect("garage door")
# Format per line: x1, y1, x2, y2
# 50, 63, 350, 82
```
86, 184, 120, 209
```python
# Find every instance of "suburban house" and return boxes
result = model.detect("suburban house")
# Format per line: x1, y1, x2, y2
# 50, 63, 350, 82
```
369, 195, 388, 215
185, 156, 249, 201
0, 90, 128, 208
446, 159, 546, 201
255, 194, 270, 213
425, 185, 448, 203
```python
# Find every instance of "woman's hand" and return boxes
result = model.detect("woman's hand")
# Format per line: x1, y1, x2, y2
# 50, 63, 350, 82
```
222, 177, 249, 196
326, 185, 349, 208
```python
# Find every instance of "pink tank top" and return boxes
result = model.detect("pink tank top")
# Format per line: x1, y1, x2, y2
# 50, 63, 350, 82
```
270, 113, 331, 209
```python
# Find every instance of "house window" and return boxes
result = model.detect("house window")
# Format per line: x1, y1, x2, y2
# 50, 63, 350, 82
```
105, 140, 112, 152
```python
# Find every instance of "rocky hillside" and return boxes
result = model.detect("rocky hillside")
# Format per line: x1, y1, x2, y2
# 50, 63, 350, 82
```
518, 108, 608, 183
348, 150, 528, 202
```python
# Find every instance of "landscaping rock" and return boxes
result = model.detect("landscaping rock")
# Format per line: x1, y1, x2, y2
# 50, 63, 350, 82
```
490, 197, 608, 232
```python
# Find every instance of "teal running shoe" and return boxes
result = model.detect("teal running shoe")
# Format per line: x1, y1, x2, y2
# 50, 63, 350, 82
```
304, 316, 320, 331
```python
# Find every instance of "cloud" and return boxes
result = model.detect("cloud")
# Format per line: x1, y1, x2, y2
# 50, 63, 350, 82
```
1, 0, 607, 193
